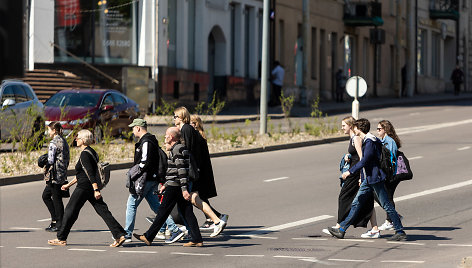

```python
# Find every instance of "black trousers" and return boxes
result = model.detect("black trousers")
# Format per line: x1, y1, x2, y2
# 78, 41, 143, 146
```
454, 83, 461, 95
57, 187, 125, 241
145, 186, 202, 243
42, 183, 64, 227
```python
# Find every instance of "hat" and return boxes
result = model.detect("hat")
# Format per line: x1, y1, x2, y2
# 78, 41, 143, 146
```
128, 118, 147, 128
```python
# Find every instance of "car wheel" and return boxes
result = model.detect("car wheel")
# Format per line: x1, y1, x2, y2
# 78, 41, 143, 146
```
94, 124, 103, 144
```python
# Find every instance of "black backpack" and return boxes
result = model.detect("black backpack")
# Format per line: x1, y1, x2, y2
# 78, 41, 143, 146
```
379, 144, 395, 182
157, 147, 168, 180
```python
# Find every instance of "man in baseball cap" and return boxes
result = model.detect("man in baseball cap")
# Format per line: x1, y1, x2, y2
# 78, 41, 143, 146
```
128, 118, 147, 128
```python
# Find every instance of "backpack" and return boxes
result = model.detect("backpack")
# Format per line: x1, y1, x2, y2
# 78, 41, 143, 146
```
392, 150, 413, 183
157, 147, 168, 180
81, 149, 110, 190
379, 144, 395, 182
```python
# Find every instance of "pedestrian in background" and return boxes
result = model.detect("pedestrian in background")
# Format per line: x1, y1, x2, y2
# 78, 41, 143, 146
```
269, 61, 285, 106
450, 65, 464, 95
42, 122, 70, 232
48, 129, 126, 247
134, 127, 204, 247
124, 119, 183, 244
190, 114, 229, 235
335, 67, 347, 103
328, 118, 407, 241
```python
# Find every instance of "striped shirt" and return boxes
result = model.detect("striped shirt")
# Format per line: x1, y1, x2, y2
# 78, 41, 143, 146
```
164, 142, 190, 192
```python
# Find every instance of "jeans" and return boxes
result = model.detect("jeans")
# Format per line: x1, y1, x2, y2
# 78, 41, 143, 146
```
144, 186, 203, 243
340, 180, 404, 233
57, 187, 125, 241
124, 181, 179, 238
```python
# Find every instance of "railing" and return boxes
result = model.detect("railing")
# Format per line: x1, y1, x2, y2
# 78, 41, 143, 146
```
429, 0, 459, 20
343, 1, 383, 27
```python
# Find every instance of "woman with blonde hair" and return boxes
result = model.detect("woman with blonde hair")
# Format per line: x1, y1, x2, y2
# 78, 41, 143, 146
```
48, 129, 126, 247
173, 107, 227, 237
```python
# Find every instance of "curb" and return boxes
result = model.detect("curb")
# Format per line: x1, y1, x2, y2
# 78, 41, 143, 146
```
0, 136, 348, 187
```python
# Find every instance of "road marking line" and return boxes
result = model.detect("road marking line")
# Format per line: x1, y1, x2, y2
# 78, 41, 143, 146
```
387, 241, 425, 246
119, 251, 157, 254
68, 249, 107, 252
328, 258, 369, 262
37, 218, 51, 222
408, 156, 423, 160
409, 112, 420, 116
458, 146, 470, 151
237, 215, 333, 237
397, 119, 472, 135
274, 255, 312, 259
292, 237, 328, 241
225, 254, 264, 257
299, 258, 333, 265
381, 260, 425, 263
9, 227, 42, 230
393, 179, 472, 204
264, 177, 289, 182
438, 243, 472, 247
233, 234, 278, 239
340, 239, 374, 243
171, 252, 213, 256
16, 247, 52, 250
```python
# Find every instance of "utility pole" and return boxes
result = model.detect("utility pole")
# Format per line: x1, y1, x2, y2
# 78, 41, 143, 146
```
395, 0, 402, 97
301, 0, 309, 105
406, 0, 415, 97
259, 0, 270, 134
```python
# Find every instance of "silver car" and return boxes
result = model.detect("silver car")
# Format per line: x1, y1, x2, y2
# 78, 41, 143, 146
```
0, 80, 44, 141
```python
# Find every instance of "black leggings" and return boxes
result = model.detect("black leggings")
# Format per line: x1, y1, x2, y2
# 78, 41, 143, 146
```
145, 186, 202, 243
57, 187, 125, 241
42, 183, 64, 227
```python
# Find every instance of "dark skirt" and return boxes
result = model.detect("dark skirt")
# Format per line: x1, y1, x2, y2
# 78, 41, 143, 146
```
337, 172, 373, 228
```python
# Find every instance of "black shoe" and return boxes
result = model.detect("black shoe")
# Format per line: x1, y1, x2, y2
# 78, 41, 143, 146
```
328, 227, 345, 239
45, 222, 56, 232
388, 232, 407, 241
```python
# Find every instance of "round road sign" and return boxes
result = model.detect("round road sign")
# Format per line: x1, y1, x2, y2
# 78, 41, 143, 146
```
346, 76, 367, 98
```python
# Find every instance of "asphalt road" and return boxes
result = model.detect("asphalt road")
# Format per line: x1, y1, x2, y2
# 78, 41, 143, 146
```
1, 100, 472, 267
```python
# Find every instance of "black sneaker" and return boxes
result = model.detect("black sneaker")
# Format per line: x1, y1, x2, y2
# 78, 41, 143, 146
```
45, 222, 56, 232
387, 232, 407, 241
199, 220, 214, 231
328, 227, 345, 239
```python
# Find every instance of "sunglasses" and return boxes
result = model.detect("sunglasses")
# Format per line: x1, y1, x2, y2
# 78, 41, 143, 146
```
376, 128, 383, 131
173, 115, 179, 119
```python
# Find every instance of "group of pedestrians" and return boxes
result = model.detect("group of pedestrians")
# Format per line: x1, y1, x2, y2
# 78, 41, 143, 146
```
325, 117, 407, 241
44, 106, 228, 248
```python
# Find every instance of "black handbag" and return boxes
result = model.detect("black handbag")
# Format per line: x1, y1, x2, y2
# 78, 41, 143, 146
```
390, 151, 413, 183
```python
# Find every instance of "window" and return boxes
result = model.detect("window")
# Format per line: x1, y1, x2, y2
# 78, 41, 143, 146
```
431, 32, 440, 77
188, 0, 196, 70
168, 0, 177, 67
13, 85, 28, 103
417, 29, 426, 75
22, 85, 35, 101
1, 86, 15, 103
311, 27, 317, 79
111, 93, 126, 105
230, 3, 237, 75
278, 20, 285, 65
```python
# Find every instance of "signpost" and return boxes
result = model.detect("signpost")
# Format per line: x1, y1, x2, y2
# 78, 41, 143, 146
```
345, 76, 367, 119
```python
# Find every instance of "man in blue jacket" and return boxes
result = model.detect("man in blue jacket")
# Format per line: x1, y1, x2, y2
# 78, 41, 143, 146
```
328, 118, 407, 241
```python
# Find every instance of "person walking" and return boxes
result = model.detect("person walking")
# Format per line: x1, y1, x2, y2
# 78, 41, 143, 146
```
323, 116, 373, 236
450, 65, 464, 95
190, 114, 229, 233
327, 118, 407, 241
269, 61, 285, 106
173, 107, 227, 237
133, 127, 204, 247
42, 122, 70, 232
48, 129, 126, 247
335, 68, 347, 103
124, 119, 183, 243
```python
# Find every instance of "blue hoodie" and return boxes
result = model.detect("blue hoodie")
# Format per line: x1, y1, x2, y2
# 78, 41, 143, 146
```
349, 133, 387, 185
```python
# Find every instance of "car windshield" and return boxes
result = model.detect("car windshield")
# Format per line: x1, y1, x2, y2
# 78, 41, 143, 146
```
45, 92, 101, 107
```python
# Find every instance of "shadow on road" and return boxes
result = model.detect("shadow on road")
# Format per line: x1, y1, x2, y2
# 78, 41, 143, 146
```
403, 226, 460, 231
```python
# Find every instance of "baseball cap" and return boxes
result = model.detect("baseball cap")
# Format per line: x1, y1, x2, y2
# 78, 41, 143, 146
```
128, 118, 147, 128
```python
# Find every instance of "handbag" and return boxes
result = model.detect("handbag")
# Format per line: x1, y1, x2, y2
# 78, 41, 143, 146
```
391, 151, 413, 183
61, 181, 70, 198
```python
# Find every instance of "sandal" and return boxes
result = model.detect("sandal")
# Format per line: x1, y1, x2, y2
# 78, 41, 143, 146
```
110, 235, 125, 247
48, 239, 67, 246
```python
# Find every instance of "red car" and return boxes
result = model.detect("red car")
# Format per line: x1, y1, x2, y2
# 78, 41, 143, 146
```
44, 89, 140, 143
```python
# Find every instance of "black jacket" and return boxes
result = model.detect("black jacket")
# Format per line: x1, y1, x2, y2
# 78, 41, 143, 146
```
134, 133, 161, 182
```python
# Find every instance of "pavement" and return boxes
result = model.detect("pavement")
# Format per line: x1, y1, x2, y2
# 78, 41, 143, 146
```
1, 92, 471, 186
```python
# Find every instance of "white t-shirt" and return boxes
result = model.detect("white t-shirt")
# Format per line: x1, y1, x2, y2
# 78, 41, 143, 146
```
271, 65, 285, 86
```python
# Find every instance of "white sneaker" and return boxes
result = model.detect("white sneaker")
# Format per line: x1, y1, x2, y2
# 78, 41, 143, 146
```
361, 229, 380, 239
210, 220, 226, 237
378, 221, 394, 231
156, 231, 166, 240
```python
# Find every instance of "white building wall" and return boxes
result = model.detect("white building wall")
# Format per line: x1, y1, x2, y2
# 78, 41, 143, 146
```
34, 0, 54, 63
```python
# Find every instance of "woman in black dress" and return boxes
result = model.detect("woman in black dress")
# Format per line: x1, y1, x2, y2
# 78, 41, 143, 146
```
48, 129, 126, 247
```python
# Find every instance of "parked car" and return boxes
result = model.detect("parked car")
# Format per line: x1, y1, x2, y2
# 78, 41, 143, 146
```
0, 80, 44, 141
44, 89, 140, 143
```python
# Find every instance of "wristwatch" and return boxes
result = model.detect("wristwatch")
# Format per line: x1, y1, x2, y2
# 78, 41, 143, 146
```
94, 189, 100, 192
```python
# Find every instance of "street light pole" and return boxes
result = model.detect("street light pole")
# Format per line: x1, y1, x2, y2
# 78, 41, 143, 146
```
259, 0, 270, 134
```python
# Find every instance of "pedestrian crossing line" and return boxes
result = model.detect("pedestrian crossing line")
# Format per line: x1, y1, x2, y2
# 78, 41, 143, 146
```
37, 218, 51, 222
225, 254, 265, 257
438, 243, 472, 247
119, 250, 157, 254
328, 258, 369, 263
408, 156, 423, 160
68, 248, 107, 252
387, 241, 425, 246
292, 237, 328, 241
233, 234, 278, 239
458, 146, 470, 151
16, 247, 52, 250
381, 260, 425, 264
264, 177, 289, 182
340, 239, 374, 243
273, 255, 314, 259
9, 227, 42, 230
171, 252, 213, 256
